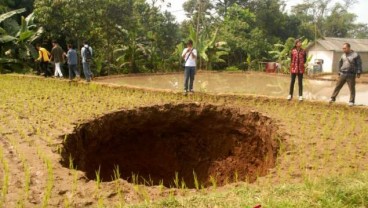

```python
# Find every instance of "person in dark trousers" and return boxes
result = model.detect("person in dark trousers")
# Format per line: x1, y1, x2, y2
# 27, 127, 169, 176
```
81, 41, 93, 82
287, 39, 307, 101
329, 43, 362, 106
181, 40, 197, 94
36, 44, 51, 77
50, 40, 65, 78
64, 44, 80, 80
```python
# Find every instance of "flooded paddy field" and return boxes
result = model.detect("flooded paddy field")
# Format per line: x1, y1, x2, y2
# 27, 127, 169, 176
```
98, 72, 368, 106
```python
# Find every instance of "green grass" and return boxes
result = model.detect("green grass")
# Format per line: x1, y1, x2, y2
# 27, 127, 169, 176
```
139, 172, 368, 208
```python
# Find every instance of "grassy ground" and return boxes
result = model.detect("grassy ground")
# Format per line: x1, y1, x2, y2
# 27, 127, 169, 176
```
0, 74, 367, 207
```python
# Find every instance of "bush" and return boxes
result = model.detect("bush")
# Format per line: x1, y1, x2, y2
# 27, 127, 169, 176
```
225, 66, 240, 71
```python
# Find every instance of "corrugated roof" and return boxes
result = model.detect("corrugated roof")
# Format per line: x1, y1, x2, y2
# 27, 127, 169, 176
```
309, 37, 368, 52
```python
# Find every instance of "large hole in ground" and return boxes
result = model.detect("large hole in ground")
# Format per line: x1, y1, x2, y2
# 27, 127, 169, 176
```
61, 103, 280, 188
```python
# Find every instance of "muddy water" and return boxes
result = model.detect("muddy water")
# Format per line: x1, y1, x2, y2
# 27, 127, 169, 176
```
98, 72, 368, 105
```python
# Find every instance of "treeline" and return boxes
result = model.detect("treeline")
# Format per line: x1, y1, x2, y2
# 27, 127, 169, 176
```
1, 0, 367, 74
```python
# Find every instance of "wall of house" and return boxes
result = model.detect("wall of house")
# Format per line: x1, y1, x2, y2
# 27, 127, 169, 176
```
308, 40, 368, 73
307, 50, 334, 73
359, 53, 368, 72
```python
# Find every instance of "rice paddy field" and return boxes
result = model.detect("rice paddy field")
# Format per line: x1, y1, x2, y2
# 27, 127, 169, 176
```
0, 74, 368, 208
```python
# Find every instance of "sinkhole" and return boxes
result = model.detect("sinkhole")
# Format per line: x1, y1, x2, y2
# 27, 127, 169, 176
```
61, 103, 280, 188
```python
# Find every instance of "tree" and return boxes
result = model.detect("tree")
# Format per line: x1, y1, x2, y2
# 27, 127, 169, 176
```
350, 23, 368, 38
33, 0, 181, 74
248, 0, 289, 42
291, 0, 360, 39
0, 9, 43, 73
0, 0, 35, 16
324, 3, 356, 37
114, 29, 147, 73
140, 3, 181, 72
217, 4, 271, 69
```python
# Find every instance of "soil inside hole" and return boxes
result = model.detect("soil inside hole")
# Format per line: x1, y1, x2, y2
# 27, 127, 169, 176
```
61, 103, 280, 188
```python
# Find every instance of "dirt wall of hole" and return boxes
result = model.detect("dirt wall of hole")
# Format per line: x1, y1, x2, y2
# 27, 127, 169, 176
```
61, 103, 280, 188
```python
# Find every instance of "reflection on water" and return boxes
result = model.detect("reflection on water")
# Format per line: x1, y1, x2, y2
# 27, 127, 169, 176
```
99, 73, 368, 105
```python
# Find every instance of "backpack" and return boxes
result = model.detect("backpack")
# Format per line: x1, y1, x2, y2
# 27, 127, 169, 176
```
84, 46, 92, 62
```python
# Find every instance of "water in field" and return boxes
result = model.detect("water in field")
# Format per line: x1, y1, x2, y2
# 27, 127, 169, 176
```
98, 72, 368, 106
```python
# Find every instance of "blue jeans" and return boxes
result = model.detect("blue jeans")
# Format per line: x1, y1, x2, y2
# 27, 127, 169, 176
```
68, 64, 79, 80
82, 62, 92, 82
184, 66, 196, 92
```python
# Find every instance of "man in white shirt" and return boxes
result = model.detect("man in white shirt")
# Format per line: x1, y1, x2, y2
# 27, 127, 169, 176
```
182, 40, 197, 94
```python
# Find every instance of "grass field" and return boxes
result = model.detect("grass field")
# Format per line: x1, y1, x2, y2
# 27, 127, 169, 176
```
0, 74, 367, 208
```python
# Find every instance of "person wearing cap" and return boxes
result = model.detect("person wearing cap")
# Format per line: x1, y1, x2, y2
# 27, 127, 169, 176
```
329, 43, 362, 106
287, 39, 307, 101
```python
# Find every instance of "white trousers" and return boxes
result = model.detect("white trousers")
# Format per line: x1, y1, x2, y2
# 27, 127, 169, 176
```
54, 62, 63, 77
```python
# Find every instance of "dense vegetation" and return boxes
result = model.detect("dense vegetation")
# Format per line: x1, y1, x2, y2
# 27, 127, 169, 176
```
1, 0, 368, 74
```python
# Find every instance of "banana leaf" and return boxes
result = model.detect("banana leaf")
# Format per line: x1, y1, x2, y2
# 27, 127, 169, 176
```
0, 27, 6, 34
0, 58, 21, 64
0, 35, 17, 43
18, 30, 34, 42
28, 27, 44, 43
0, 8, 26, 23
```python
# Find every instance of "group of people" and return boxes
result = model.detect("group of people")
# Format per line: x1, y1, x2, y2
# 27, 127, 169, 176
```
35, 38, 362, 105
287, 39, 362, 106
182, 38, 363, 106
36, 41, 94, 82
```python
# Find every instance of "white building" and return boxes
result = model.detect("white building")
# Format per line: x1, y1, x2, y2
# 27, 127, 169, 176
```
307, 37, 368, 73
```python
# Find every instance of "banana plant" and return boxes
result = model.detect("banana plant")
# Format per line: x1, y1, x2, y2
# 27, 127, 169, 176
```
268, 37, 311, 73
187, 25, 228, 70
0, 9, 43, 73
113, 29, 149, 73
205, 41, 229, 70
0, 8, 26, 44
172, 42, 185, 69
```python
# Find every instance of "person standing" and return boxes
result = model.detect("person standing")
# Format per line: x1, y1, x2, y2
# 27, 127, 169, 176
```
50, 40, 65, 78
36, 44, 51, 77
81, 42, 93, 82
329, 43, 362, 106
182, 40, 197, 94
287, 39, 307, 101
65, 44, 80, 80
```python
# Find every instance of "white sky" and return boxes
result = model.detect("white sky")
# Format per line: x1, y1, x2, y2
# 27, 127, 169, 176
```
152, 0, 368, 24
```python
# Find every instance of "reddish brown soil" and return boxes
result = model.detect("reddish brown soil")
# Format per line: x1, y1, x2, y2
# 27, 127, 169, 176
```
61, 103, 280, 188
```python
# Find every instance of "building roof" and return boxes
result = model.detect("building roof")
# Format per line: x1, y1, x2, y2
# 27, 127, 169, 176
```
308, 37, 368, 52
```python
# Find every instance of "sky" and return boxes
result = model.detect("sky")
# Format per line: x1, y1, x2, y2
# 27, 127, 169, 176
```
153, 0, 368, 24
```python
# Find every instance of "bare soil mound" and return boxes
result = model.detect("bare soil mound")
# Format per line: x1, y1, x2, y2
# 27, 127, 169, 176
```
61, 103, 280, 188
